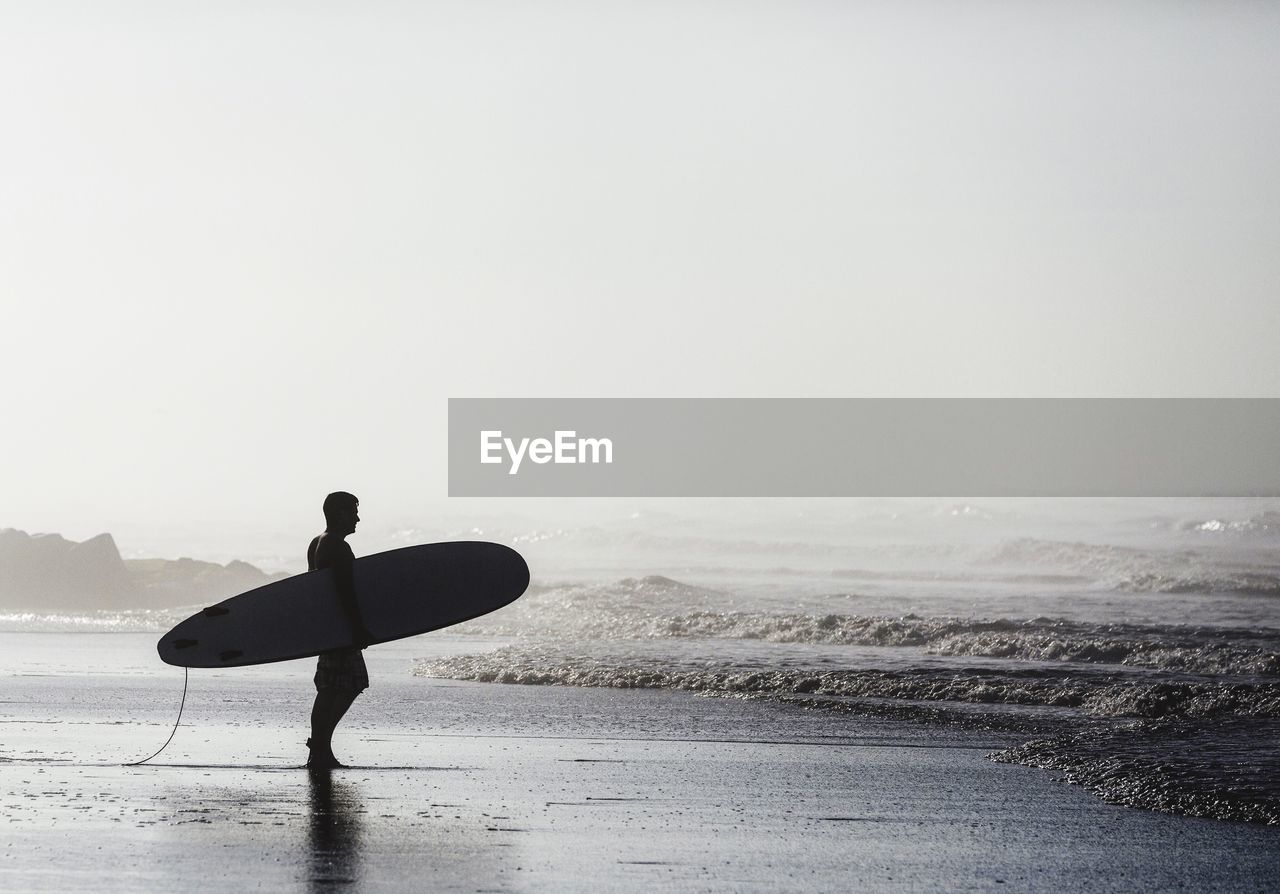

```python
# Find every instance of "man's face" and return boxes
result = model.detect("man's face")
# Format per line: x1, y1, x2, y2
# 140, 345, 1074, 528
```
339, 504, 359, 534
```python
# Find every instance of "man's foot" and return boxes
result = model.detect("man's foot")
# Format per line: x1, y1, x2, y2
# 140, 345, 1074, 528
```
305, 738, 348, 770
306, 754, 348, 770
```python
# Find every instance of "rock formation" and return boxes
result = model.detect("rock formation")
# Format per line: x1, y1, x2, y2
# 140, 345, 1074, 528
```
0, 528, 283, 611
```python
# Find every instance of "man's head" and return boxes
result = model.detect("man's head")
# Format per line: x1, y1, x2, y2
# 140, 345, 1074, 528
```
323, 491, 360, 535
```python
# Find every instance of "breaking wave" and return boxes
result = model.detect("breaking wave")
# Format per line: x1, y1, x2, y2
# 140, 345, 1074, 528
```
979, 538, 1280, 596
454, 577, 1280, 676
1181, 510, 1280, 538
416, 648, 1280, 721
0, 609, 189, 633
419, 568, 1280, 826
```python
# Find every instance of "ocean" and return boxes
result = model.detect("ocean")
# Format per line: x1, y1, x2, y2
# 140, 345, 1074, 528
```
6, 498, 1278, 827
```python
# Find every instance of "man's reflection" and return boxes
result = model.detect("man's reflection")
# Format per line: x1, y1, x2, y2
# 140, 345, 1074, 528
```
307, 770, 363, 889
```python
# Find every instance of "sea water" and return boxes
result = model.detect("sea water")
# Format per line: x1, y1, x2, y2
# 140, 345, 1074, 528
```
5, 499, 1278, 825
412, 498, 1280, 826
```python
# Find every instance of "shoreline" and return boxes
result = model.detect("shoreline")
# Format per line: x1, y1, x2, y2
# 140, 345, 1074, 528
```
2, 638, 1278, 892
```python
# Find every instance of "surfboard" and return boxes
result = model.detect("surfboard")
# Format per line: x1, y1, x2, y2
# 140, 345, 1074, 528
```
157, 541, 529, 668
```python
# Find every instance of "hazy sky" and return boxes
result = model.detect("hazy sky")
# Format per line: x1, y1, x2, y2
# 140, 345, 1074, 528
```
2, 1, 1278, 537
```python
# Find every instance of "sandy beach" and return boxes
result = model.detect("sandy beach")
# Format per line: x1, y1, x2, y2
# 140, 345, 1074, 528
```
1, 632, 1276, 893
4, 0, 1279, 884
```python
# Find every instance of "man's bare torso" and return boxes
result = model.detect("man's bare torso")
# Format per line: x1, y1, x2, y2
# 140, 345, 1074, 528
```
308, 533, 353, 572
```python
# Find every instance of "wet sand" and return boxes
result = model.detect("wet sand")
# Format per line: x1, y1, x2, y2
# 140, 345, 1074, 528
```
2, 634, 1278, 892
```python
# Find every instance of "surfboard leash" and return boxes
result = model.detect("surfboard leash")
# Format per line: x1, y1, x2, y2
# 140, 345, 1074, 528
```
125, 667, 189, 767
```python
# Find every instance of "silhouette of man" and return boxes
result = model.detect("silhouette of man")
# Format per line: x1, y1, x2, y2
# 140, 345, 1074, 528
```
307, 491, 373, 770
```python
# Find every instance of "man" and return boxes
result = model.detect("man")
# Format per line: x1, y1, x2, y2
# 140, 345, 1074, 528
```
306, 491, 373, 770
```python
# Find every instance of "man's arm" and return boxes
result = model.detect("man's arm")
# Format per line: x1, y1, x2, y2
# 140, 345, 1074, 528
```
332, 543, 373, 648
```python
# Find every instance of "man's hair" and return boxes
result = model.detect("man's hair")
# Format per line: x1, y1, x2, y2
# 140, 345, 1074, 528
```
322, 491, 359, 524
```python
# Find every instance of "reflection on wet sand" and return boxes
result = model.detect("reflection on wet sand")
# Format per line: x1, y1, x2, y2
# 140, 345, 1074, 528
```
307, 770, 363, 889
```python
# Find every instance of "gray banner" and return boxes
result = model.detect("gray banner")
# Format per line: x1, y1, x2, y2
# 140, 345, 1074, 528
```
448, 398, 1280, 497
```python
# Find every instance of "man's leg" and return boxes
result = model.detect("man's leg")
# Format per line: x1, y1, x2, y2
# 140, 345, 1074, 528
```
327, 688, 360, 741
309, 688, 361, 766
310, 689, 336, 748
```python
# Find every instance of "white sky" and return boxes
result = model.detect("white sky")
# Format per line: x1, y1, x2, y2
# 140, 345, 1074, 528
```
1, 0, 1278, 538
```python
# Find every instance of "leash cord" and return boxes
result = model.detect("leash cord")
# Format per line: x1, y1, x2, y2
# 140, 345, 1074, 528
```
125, 667, 188, 766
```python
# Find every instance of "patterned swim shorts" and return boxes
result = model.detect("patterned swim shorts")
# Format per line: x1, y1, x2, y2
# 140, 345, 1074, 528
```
314, 648, 369, 692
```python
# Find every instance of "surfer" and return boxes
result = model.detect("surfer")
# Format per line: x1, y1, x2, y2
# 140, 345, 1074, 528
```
306, 491, 374, 770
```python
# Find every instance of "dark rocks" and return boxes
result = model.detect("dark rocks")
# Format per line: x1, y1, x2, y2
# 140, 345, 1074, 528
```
0, 528, 282, 610
0, 528, 136, 609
